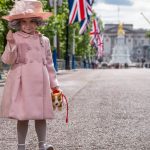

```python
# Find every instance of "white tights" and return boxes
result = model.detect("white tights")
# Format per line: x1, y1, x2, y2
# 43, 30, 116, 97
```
17, 120, 46, 150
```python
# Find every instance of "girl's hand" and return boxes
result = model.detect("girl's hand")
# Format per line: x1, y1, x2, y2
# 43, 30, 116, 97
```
6, 30, 15, 44
52, 87, 62, 93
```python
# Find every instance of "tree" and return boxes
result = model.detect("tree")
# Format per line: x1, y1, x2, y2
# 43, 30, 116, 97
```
0, 0, 14, 53
146, 31, 150, 38
0, 0, 95, 60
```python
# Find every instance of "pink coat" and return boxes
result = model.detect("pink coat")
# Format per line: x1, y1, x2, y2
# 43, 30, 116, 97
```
0, 31, 59, 120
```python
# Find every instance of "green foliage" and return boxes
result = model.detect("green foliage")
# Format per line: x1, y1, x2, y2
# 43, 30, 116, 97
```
0, 0, 99, 60
146, 31, 150, 38
0, 0, 14, 53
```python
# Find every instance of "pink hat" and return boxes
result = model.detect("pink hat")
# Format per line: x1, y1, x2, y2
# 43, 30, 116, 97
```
2, 0, 53, 21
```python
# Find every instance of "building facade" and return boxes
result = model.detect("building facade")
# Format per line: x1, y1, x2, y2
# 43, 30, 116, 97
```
103, 24, 150, 63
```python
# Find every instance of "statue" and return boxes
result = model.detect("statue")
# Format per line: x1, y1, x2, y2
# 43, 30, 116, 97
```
117, 23, 125, 36
109, 23, 132, 67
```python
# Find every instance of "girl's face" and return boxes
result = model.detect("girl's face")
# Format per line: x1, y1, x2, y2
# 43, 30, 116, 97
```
20, 18, 37, 34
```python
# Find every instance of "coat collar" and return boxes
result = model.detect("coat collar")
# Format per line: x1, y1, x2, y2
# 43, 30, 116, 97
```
16, 31, 42, 38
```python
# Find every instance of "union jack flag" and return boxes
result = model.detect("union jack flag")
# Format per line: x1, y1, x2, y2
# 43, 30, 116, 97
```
68, 0, 93, 24
79, 16, 90, 34
86, 0, 93, 15
90, 18, 99, 44
68, 0, 87, 24
90, 18, 104, 57
79, 0, 93, 34
97, 34, 104, 57
89, 0, 94, 5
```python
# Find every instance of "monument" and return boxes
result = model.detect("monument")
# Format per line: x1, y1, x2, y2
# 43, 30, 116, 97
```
109, 23, 132, 66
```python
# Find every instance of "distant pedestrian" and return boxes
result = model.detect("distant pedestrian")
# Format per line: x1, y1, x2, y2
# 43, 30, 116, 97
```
83, 58, 87, 68
91, 59, 95, 69
95, 60, 99, 69
0, 0, 61, 150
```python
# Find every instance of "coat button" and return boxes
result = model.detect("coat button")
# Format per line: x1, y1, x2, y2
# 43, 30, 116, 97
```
29, 60, 34, 63
27, 46, 31, 50
42, 58, 47, 65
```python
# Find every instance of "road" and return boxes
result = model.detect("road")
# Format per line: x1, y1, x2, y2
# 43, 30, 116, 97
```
1, 68, 150, 150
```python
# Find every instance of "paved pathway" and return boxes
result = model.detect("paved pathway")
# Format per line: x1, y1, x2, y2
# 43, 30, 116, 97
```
1, 69, 150, 150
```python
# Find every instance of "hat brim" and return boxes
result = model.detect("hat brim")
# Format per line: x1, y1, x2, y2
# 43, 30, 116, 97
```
2, 12, 53, 21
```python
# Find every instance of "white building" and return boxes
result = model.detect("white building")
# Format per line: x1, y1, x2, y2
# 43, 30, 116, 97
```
103, 24, 150, 63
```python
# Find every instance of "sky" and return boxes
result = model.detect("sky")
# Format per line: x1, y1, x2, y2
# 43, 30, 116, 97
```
93, 0, 150, 29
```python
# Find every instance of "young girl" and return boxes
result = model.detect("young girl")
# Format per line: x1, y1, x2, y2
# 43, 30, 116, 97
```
1, 0, 60, 150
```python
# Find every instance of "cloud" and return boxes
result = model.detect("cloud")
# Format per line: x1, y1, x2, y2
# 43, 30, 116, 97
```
97, 0, 133, 6
93, 0, 150, 29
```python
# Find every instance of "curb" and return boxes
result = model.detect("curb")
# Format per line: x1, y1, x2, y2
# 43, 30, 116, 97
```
57, 69, 78, 75
0, 69, 78, 86
0, 81, 5, 87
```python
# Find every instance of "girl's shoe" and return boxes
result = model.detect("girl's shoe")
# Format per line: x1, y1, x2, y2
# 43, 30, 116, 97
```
39, 144, 54, 150
17, 144, 25, 150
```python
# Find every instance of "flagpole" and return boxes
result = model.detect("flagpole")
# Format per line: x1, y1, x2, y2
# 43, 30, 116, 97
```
72, 28, 76, 69
65, 19, 70, 70
117, 6, 120, 23
53, 0, 58, 71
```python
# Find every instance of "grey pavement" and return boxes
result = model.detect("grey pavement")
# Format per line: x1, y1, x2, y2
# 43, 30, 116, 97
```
1, 68, 150, 150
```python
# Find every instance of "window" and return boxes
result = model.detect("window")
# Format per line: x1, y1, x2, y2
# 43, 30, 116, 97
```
134, 40, 137, 45
141, 40, 144, 45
